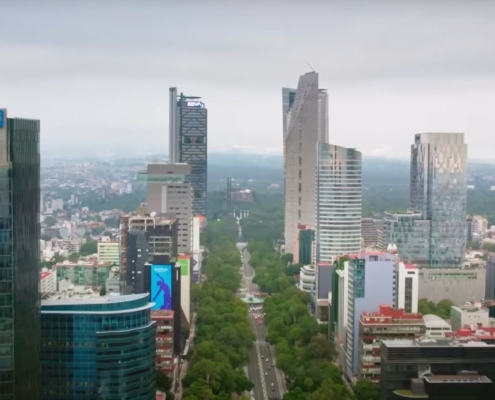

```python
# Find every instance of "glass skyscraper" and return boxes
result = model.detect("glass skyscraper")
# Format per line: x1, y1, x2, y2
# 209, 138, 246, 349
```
316, 143, 362, 263
169, 88, 207, 216
410, 133, 467, 267
41, 293, 156, 399
0, 111, 41, 399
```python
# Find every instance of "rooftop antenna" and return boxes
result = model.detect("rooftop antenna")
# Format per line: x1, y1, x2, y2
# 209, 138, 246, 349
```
307, 62, 315, 72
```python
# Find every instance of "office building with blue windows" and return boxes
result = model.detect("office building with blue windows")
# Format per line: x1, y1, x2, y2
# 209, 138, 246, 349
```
0, 109, 41, 399
41, 292, 156, 400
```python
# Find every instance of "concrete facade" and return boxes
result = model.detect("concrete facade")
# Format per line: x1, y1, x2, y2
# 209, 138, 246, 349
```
418, 268, 485, 304
345, 252, 396, 380
145, 163, 192, 254
283, 72, 328, 254
486, 255, 495, 299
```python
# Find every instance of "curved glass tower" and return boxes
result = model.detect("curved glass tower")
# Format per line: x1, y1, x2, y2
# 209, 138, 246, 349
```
41, 293, 156, 399
316, 143, 362, 263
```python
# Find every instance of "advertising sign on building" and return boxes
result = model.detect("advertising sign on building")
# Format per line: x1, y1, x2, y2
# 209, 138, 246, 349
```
151, 264, 173, 310
178, 256, 190, 277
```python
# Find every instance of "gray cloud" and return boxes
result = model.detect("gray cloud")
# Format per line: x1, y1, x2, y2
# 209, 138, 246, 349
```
1, 0, 495, 159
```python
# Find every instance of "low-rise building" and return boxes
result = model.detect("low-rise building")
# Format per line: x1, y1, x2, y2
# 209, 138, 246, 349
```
54, 261, 112, 288
152, 310, 176, 379
451, 302, 490, 331
445, 324, 495, 344
97, 240, 119, 265
422, 314, 452, 338
395, 372, 492, 400
40, 269, 56, 294
418, 267, 485, 305
380, 337, 495, 400
358, 305, 425, 384
105, 270, 120, 293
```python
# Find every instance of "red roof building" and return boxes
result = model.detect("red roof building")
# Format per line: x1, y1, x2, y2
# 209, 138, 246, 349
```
359, 305, 425, 385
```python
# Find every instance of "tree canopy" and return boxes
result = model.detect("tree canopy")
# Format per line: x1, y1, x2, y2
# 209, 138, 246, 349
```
418, 298, 454, 320
182, 217, 254, 400
239, 205, 356, 399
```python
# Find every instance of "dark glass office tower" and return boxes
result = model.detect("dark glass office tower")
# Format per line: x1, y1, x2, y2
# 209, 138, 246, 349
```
0, 110, 41, 399
169, 88, 208, 216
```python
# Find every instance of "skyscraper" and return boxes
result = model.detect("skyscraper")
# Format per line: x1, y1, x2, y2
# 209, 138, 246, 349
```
0, 109, 41, 399
316, 143, 362, 263
283, 72, 328, 254
41, 293, 156, 399
169, 88, 207, 216
410, 133, 467, 267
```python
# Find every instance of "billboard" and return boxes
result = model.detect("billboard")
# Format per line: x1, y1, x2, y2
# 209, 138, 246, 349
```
151, 264, 173, 310
178, 256, 190, 277
0, 109, 4, 128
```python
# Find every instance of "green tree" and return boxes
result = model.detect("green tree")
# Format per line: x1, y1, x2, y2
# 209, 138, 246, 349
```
354, 379, 380, 400
41, 234, 52, 241
281, 253, 294, 265
68, 253, 80, 262
80, 239, 97, 256
156, 370, 172, 392
286, 263, 302, 276
44, 216, 57, 227
99, 284, 106, 296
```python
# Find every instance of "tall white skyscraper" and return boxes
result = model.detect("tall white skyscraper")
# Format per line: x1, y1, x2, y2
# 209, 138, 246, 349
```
283, 72, 328, 254
316, 143, 362, 263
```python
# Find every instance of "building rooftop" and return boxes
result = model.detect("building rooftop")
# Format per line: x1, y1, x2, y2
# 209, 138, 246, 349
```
383, 337, 492, 348
423, 314, 452, 329
425, 374, 491, 383
42, 291, 147, 306
445, 324, 495, 341
54, 261, 112, 268
361, 305, 423, 324
40, 271, 53, 280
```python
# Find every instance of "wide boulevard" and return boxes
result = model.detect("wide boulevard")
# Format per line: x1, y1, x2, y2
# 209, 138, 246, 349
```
237, 241, 285, 400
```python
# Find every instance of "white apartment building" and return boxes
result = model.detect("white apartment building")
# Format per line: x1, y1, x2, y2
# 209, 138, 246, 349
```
395, 262, 419, 313
316, 143, 362, 263
299, 264, 316, 294
451, 303, 490, 331
97, 241, 120, 265
423, 314, 452, 338
40, 269, 56, 294
471, 215, 489, 236
143, 163, 192, 254
283, 72, 328, 254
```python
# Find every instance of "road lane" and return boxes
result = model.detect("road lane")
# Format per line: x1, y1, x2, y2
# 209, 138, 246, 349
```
239, 243, 285, 399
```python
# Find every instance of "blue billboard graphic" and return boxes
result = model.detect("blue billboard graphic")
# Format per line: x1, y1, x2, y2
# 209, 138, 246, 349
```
151, 264, 173, 310
0, 110, 4, 128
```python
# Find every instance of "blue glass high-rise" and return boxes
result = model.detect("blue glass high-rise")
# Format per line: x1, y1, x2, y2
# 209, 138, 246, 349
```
41, 293, 156, 399
0, 111, 41, 399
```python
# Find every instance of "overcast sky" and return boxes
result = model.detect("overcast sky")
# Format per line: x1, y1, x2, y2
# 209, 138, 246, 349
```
2, 1, 495, 160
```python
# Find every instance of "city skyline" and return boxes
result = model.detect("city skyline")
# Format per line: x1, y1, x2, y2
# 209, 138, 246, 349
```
2, 2, 495, 160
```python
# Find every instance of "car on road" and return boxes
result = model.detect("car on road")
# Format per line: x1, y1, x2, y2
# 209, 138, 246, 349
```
266, 358, 269, 362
